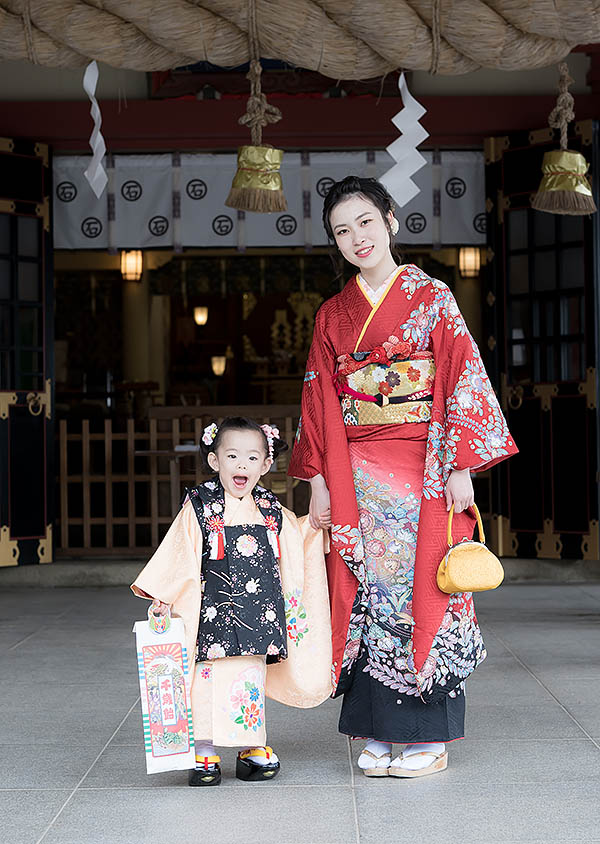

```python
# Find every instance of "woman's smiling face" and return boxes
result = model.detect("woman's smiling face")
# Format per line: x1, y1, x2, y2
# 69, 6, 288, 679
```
329, 194, 394, 272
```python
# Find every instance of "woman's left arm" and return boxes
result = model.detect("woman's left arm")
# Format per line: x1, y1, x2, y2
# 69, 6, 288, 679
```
427, 280, 518, 509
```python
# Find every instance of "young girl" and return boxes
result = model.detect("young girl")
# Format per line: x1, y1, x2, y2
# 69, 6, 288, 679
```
132, 417, 332, 786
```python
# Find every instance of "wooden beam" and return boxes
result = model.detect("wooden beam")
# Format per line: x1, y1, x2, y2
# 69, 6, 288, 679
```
1, 94, 600, 152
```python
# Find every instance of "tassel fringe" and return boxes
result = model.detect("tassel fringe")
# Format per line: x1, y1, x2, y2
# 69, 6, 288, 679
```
225, 185, 287, 213
209, 530, 225, 560
531, 189, 597, 215
267, 529, 281, 559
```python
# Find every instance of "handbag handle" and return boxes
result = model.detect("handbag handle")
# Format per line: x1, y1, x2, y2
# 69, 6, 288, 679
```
447, 503, 485, 548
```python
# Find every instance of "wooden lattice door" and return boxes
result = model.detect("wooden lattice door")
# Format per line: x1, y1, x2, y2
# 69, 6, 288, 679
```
484, 120, 599, 564
0, 137, 53, 566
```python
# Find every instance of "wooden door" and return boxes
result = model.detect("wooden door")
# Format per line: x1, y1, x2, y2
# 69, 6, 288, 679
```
0, 137, 53, 566
484, 120, 598, 563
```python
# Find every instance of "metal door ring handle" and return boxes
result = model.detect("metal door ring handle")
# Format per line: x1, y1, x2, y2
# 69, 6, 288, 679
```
26, 393, 43, 416
507, 387, 523, 411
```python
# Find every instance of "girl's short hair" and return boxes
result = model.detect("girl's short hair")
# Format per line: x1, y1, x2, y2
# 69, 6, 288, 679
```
322, 175, 402, 267
199, 416, 288, 469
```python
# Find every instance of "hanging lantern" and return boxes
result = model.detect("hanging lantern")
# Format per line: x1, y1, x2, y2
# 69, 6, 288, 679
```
458, 247, 481, 278
120, 250, 143, 281
211, 356, 227, 377
194, 306, 208, 326
225, 4, 286, 213
531, 63, 596, 216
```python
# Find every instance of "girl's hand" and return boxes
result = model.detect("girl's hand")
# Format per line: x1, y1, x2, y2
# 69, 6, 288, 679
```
150, 600, 170, 617
309, 474, 332, 530
445, 468, 474, 514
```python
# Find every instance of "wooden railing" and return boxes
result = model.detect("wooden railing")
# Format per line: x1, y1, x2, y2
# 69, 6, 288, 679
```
57, 406, 301, 557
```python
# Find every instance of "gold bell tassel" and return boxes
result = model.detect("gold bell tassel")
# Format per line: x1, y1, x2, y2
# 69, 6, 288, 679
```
225, 1, 287, 213
531, 62, 596, 216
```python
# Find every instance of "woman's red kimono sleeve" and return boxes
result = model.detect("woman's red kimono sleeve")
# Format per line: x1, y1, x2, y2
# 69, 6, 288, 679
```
421, 282, 518, 501
288, 309, 334, 481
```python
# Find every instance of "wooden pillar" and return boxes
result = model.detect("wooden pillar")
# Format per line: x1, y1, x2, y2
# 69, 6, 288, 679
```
122, 267, 150, 382
454, 271, 483, 349
149, 294, 170, 405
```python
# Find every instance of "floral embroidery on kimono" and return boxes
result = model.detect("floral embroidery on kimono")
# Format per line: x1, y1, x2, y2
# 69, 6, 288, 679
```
229, 666, 265, 732
284, 588, 309, 646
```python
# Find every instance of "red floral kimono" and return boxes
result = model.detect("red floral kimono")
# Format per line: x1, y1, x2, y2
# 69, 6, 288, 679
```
288, 264, 517, 743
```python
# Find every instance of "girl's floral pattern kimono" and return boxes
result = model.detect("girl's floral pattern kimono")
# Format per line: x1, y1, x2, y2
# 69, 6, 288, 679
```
132, 484, 332, 748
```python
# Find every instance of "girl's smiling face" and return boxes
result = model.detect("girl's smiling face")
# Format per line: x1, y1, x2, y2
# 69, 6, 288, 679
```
329, 194, 395, 273
207, 429, 272, 498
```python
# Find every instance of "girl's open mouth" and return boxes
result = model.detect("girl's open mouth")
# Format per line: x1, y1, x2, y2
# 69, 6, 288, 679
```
356, 246, 374, 258
233, 475, 248, 488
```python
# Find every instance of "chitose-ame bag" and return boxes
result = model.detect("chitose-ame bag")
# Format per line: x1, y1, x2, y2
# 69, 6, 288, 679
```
132, 604, 196, 774
437, 503, 504, 594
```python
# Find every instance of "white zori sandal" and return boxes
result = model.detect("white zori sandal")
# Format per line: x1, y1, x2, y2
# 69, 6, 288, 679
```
389, 749, 448, 778
357, 748, 392, 777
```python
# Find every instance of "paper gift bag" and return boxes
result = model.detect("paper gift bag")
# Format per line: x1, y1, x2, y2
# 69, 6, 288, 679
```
132, 607, 195, 774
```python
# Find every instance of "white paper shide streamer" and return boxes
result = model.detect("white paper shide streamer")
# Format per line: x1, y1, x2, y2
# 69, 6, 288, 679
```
83, 61, 108, 199
380, 73, 429, 208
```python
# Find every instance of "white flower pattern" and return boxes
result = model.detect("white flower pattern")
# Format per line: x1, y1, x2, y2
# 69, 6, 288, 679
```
236, 534, 259, 556
206, 643, 226, 659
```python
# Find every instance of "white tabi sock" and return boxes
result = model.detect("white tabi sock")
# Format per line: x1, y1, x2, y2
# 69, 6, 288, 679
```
357, 739, 392, 769
241, 746, 279, 766
195, 740, 217, 769
391, 742, 446, 771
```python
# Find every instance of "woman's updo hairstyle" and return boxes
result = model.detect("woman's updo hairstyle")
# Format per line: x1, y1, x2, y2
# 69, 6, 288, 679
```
199, 416, 288, 471
322, 175, 402, 267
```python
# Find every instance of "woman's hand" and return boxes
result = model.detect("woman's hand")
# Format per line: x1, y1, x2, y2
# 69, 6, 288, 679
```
445, 468, 474, 514
150, 599, 170, 616
309, 474, 332, 530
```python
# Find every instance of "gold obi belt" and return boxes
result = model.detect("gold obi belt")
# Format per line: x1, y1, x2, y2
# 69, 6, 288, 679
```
334, 349, 435, 426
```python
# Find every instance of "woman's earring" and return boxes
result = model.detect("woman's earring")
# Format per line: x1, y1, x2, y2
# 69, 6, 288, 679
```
390, 217, 400, 236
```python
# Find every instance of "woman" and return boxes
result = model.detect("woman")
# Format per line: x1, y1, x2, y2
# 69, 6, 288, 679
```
288, 176, 517, 778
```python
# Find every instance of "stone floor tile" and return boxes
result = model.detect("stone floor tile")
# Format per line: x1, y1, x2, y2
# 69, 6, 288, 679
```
466, 701, 587, 740
109, 706, 144, 747
0, 790, 71, 844
0, 683, 138, 746
574, 584, 600, 603
531, 664, 600, 685
355, 781, 600, 843
467, 663, 554, 704
42, 786, 359, 844
0, 745, 101, 789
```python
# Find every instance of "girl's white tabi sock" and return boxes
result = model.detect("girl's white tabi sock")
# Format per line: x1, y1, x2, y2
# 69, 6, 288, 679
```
390, 742, 446, 771
195, 740, 217, 769
357, 739, 392, 769
241, 746, 280, 766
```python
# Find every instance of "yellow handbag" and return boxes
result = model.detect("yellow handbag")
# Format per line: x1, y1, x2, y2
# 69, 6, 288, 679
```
436, 503, 505, 594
